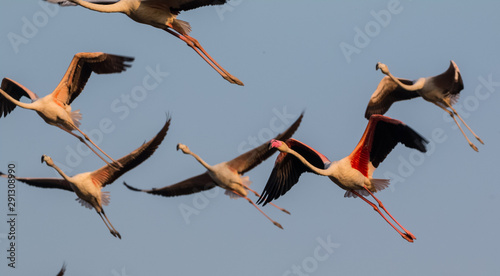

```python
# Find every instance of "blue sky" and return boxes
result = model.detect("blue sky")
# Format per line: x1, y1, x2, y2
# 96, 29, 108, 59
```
1, 1, 499, 275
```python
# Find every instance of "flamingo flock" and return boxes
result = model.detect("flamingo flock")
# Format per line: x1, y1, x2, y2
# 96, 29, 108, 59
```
0, 4, 487, 275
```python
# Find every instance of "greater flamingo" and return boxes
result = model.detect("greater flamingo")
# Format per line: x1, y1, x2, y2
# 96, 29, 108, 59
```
365, 61, 483, 151
46, 0, 243, 86
0, 52, 134, 166
123, 113, 304, 229
257, 115, 428, 242
0, 117, 171, 239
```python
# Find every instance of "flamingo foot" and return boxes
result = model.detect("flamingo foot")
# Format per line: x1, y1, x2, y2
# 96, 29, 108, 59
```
477, 137, 484, 144
111, 230, 121, 239
402, 233, 415, 243
273, 222, 284, 229
223, 74, 244, 86
470, 143, 479, 152
281, 208, 291, 215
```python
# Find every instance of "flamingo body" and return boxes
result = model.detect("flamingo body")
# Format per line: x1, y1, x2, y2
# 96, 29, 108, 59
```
258, 115, 428, 242
124, 113, 305, 228
0, 52, 134, 166
46, 0, 243, 85
0, 117, 171, 239
366, 61, 482, 151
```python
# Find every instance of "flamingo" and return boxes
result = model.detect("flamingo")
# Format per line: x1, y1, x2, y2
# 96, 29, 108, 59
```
0, 52, 134, 167
365, 61, 483, 151
257, 115, 428, 242
45, 0, 243, 86
0, 117, 171, 239
123, 113, 304, 229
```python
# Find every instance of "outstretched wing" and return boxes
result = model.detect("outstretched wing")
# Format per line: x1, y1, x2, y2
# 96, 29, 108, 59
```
0, 172, 73, 192
0, 78, 39, 117
91, 116, 170, 187
44, 0, 118, 6
56, 263, 67, 276
123, 172, 216, 197
55, 52, 134, 105
349, 115, 428, 177
364, 76, 420, 119
167, 0, 228, 13
227, 112, 304, 174
257, 139, 330, 206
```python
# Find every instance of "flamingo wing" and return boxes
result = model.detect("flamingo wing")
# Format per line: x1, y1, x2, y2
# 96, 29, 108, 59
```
91, 117, 170, 187
349, 115, 428, 177
123, 172, 215, 197
55, 52, 134, 105
257, 138, 330, 205
45, 0, 118, 7
430, 60, 464, 105
0, 172, 73, 192
56, 263, 66, 276
227, 112, 304, 175
364, 76, 420, 119
0, 78, 39, 117
166, 0, 228, 12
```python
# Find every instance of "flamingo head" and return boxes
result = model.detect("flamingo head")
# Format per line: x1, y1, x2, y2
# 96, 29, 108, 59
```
41, 155, 54, 166
269, 139, 288, 152
376, 62, 389, 75
176, 143, 190, 154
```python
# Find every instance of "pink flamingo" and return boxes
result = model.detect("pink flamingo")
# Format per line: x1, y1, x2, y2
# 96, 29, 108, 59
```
46, 0, 243, 86
0, 117, 171, 239
365, 61, 483, 151
0, 52, 134, 166
258, 115, 428, 242
124, 113, 304, 229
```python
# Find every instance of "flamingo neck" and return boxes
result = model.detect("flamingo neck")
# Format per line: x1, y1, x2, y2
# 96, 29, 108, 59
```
285, 148, 330, 176
387, 73, 425, 91
72, 0, 128, 13
187, 152, 214, 171
47, 162, 72, 183
0, 89, 35, 110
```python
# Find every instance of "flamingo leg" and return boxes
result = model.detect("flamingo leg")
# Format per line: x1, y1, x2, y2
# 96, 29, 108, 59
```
233, 190, 283, 229
362, 188, 416, 240
242, 185, 291, 215
435, 104, 478, 151
72, 125, 122, 166
351, 190, 414, 243
97, 211, 120, 239
444, 102, 484, 144
58, 126, 115, 166
164, 27, 243, 86
101, 209, 121, 239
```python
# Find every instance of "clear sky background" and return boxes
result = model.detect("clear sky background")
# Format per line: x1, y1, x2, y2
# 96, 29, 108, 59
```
1, 1, 499, 275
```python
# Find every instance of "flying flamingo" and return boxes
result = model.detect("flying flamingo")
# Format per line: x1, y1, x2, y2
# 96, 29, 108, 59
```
0, 117, 171, 239
257, 115, 428, 242
46, 0, 243, 86
365, 61, 483, 151
123, 113, 304, 229
0, 52, 134, 166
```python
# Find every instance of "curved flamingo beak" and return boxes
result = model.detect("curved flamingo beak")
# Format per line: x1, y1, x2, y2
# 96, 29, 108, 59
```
269, 139, 283, 149
376, 62, 381, 70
